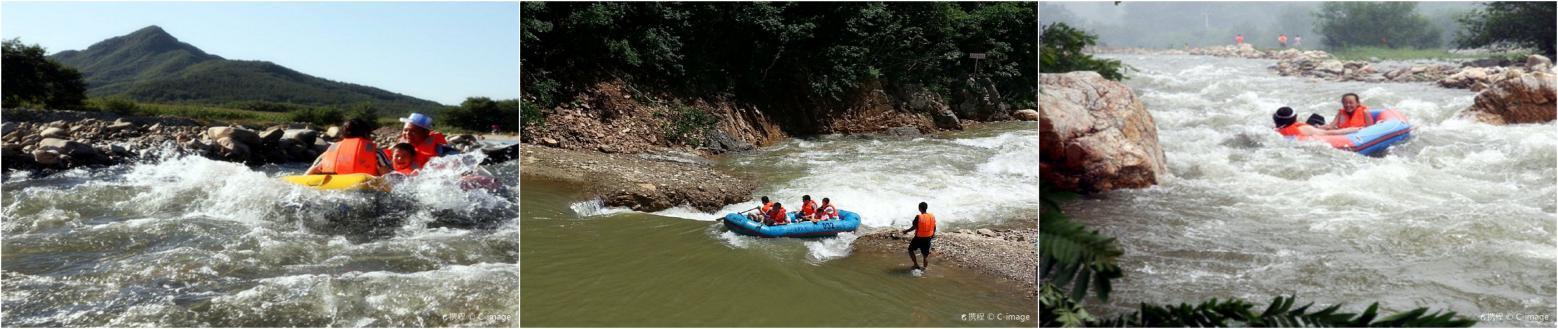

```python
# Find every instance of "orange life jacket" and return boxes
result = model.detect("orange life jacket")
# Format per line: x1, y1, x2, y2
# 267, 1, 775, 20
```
409, 136, 439, 169
1236, 35, 1244, 44
1276, 123, 1310, 137
914, 213, 937, 238
800, 200, 817, 218
818, 203, 839, 220
1279, 35, 1288, 43
760, 201, 773, 214
317, 138, 383, 175
1334, 106, 1375, 129
767, 206, 788, 224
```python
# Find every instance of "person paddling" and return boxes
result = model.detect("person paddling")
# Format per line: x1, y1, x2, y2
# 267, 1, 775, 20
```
306, 118, 391, 176
901, 202, 936, 271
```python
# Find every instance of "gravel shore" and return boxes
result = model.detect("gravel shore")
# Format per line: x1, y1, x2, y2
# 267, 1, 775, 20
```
520, 145, 756, 212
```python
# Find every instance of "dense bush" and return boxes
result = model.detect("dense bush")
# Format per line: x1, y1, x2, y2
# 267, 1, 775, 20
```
1456, 2, 1556, 58
1315, 2, 1442, 50
443, 97, 519, 133
521, 2, 1036, 120
95, 97, 140, 115
2, 38, 87, 110
1040, 23, 1126, 81
658, 103, 718, 145
287, 107, 345, 126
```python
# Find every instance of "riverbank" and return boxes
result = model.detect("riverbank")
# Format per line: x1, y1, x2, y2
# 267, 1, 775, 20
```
519, 145, 756, 212
854, 218, 1037, 300
2, 108, 514, 174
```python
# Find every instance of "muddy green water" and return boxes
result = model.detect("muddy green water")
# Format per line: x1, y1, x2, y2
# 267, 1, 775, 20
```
520, 123, 1038, 327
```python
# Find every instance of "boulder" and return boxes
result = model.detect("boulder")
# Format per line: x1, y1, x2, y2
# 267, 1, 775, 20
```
282, 129, 319, 145
541, 137, 560, 147
1039, 71, 1168, 193
1459, 71, 1557, 125
1316, 60, 1345, 75
885, 126, 921, 137
31, 149, 60, 166
931, 108, 963, 130
1013, 109, 1039, 121
1527, 54, 1552, 71
259, 127, 285, 146
215, 136, 250, 158
39, 127, 67, 139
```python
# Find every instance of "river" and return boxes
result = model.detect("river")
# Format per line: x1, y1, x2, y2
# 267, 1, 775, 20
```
1062, 54, 1556, 327
520, 122, 1038, 326
2, 148, 519, 327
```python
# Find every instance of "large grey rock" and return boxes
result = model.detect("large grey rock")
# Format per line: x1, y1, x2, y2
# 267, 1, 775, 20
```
1040, 71, 1168, 193
885, 126, 921, 137
282, 129, 319, 145
39, 127, 67, 139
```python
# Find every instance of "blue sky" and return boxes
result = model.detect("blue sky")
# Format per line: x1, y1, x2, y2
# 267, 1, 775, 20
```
1, 2, 518, 106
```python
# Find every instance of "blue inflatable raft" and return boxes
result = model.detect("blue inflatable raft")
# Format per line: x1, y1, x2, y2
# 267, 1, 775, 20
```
1292, 108, 1413, 156
721, 210, 862, 238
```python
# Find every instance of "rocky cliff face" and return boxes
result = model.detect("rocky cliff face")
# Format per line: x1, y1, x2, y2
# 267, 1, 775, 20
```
522, 78, 1027, 155
1459, 69, 1557, 125
1039, 71, 1167, 193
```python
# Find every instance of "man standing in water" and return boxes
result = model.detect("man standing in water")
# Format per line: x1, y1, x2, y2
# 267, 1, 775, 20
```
1235, 34, 1244, 45
1323, 93, 1376, 130
902, 202, 937, 271
1278, 34, 1288, 48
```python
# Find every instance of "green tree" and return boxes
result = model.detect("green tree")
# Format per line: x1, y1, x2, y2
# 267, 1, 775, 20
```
1040, 23, 1125, 81
1456, 2, 1556, 58
1314, 2, 1442, 50
2, 38, 87, 110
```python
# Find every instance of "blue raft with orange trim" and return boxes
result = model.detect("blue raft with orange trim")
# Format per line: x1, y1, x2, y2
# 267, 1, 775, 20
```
721, 210, 861, 238
1292, 108, 1413, 156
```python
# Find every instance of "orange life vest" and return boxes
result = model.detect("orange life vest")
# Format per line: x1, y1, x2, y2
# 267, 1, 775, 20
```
1276, 123, 1310, 137
760, 201, 773, 214
818, 203, 839, 220
914, 213, 936, 238
317, 138, 383, 175
408, 136, 439, 169
1279, 35, 1288, 43
800, 200, 817, 218
767, 206, 788, 224
1334, 106, 1375, 129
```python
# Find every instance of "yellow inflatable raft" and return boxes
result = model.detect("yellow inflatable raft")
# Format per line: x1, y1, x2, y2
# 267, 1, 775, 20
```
280, 173, 389, 191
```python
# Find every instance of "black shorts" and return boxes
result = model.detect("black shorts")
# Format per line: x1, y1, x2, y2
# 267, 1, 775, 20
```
908, 237, 933, 255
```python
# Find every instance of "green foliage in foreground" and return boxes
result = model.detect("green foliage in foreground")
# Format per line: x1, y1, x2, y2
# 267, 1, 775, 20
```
1040, 23, 1125, 81
2, 38, 87, 110
1456, 1, 1557, 59
1039, 183, 1477, 327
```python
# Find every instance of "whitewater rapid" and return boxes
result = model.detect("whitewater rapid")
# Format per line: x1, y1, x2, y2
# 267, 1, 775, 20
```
2, 150, 519, 326
1069, 54, 1555, 327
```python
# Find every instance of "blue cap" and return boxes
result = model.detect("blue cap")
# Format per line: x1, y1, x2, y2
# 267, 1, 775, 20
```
399, 112, 432, 129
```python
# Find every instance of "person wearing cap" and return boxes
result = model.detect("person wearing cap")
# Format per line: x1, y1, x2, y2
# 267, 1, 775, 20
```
1273, 107, 1359, 137
396, 112, 457, 170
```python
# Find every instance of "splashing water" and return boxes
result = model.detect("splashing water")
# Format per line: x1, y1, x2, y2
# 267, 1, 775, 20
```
1067, 54, 1556, 327
2, 148, 519, 327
